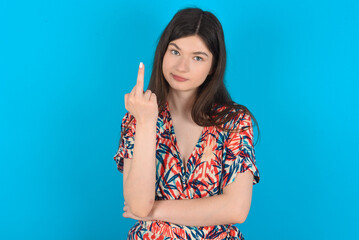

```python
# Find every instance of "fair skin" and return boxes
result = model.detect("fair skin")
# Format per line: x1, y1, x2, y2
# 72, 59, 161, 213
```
162, 35, 213, 118
162, 35, 213, 171
123, 62, 158, 218
123, 35, 254, 225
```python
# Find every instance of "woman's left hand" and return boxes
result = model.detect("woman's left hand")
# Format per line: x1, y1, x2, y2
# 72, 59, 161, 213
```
123, 201, 153, 221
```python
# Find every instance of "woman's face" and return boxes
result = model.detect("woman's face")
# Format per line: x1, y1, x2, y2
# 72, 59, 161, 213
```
162, 35, 213, 93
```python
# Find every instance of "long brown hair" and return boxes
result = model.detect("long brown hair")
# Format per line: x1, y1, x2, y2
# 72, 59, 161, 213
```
121, 7, 260, 146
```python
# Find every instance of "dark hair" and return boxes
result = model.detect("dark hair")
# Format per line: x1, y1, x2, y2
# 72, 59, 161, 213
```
122, 7, 260, 146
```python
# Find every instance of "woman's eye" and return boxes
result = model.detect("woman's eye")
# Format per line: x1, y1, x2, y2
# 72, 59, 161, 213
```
194, 56, 203, 61
170, 50, 179, 55
170, 50, 203, 61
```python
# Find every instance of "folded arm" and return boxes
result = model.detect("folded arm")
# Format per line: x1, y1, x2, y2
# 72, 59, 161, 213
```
147, 170, 254, 226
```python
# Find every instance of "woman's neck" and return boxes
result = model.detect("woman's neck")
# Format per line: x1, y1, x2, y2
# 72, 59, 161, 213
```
167, 90, 196, 119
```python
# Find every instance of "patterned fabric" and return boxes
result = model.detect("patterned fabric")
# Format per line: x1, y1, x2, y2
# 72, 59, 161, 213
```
114, 100, 260, 240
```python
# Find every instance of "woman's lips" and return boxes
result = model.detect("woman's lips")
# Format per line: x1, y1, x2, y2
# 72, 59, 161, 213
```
171, 73, 188, 82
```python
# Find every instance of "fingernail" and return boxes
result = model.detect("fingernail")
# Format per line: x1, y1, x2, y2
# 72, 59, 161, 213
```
139, 62, 143, 68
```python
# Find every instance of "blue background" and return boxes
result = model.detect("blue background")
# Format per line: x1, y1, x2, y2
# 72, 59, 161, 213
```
1, 0, 358, 239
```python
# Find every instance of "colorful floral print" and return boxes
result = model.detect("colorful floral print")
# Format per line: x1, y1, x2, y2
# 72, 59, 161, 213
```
114, 101, 260, 239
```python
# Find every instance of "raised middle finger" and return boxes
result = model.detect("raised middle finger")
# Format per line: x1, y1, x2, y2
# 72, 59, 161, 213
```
135, 62, 144, 97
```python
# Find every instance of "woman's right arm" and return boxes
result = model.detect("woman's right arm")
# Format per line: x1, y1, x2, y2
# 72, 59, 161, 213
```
122, 62, 158, 218
123, 121, 157, 218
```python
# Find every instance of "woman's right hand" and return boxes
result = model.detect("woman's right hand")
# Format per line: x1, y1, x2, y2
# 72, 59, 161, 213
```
124, 62, 158, 125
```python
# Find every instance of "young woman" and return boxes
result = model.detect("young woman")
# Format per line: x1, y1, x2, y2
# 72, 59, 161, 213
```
114, 7, 261, 240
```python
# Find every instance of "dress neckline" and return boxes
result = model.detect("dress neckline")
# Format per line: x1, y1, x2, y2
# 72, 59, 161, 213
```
165, 100, 208, 178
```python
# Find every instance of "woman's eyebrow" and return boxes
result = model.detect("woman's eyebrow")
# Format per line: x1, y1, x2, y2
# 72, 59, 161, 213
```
169, 43, 209, 57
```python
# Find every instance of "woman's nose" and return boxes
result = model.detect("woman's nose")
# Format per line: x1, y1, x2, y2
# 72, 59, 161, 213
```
176, 57, 190, 72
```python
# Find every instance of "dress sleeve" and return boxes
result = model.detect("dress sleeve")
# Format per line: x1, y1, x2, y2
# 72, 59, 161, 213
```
221, 112, 260, 188
113, 111, 136, 173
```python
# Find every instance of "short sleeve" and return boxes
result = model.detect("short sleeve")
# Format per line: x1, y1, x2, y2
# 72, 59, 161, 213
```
221, 112, 260, 188
113, 111, 136, 173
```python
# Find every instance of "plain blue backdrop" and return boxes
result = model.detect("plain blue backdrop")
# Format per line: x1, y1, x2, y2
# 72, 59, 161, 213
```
1, 0, 358, 239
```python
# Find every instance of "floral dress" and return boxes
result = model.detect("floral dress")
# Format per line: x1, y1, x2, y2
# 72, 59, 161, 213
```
113, 100, 260, 240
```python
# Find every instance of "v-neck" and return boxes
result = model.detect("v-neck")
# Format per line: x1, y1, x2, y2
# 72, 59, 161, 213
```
165, 100, 208, 177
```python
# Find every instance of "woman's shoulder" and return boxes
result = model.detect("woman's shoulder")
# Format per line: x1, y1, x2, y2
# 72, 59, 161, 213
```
211, 101, 251, 130
121, 111, 136, 126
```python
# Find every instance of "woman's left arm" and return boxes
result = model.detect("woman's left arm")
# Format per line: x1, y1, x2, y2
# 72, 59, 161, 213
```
123, 170, 254, 227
